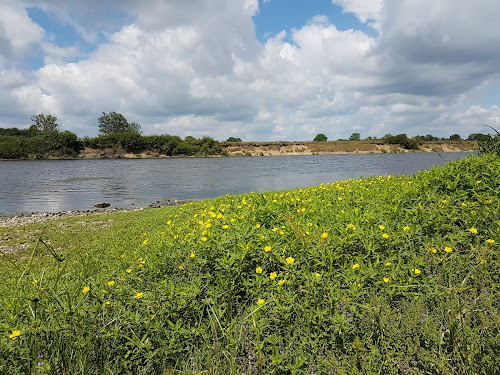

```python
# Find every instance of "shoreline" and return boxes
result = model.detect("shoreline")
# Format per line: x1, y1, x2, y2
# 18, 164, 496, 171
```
0, 199, 191, 228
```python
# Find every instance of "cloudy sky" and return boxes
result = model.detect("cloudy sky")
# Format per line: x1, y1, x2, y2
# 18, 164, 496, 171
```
1, 0, 499, 141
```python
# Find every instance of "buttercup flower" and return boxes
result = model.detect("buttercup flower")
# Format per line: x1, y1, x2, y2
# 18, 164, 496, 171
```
285, 257, 295, 265
321, 232, 329, 239
257, 299, 265, 306
278, 280, 285, 286
82, 286, 90, 293
264, 246, 272, 252
383, 277, 390, 283
201, 237, 208, 242
315, 273, 321, 279
270, 272, 277, 280
107, 281, 115, 286
486, 239, 495, 244
190, 252, 196, 258
469, 228, 478, 234
134, 292, 144, 299
382, 233, 389, 239
378, 225, 385, 230
9, 331, 21, 340
352, 263, 360, 270
403, 226, 410, 231
256, 267, 263, 274
430, 247, 437, 254
412, 268, 421, 275
444, 247, 453, 253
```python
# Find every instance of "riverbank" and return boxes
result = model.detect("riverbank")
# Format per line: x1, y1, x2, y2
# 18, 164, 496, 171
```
78, 140, 473, 159
1, 154, 498, 374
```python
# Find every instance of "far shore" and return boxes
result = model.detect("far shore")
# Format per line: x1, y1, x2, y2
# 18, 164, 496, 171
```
79, 140, 474, 159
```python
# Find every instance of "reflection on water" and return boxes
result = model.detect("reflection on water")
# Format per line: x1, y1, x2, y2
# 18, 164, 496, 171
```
0, 152, 472, 217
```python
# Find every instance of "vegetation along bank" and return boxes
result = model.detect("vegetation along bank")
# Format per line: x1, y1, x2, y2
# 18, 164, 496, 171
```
0, 151, 499, 373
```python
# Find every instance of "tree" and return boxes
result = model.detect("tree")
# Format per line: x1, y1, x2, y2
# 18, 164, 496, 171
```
98, 112, 141, 135
313, 133, 328, 142
32, 113, 59, 131
349, 132, 361, 141
226, 137, 242, 142
449, 134, 462, 141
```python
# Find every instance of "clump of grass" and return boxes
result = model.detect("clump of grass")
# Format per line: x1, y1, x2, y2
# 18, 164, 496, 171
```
1, 155, 499, 374
475, 125, 500, 156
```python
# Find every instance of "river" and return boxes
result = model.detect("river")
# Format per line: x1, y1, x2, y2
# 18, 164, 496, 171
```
0, 152, 472, 217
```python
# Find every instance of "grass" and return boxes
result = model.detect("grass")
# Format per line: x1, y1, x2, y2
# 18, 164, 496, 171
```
1, 154, 499, 374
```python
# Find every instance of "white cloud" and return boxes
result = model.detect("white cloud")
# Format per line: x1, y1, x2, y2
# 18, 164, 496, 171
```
1, 0, 500, 141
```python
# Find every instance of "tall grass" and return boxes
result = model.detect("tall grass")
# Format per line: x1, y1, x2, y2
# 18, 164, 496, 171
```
1, 154, 499, 374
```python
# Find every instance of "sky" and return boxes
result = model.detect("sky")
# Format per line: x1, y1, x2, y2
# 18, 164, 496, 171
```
1, 0, 499, 141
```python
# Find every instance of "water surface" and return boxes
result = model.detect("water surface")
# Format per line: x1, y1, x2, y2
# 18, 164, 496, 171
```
0, 152, 472, 217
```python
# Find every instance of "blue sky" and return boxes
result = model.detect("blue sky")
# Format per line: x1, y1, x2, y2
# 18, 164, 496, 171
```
0, 0, 499, 140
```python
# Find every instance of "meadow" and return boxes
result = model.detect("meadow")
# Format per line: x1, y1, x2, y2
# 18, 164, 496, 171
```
0, 154, 499, 374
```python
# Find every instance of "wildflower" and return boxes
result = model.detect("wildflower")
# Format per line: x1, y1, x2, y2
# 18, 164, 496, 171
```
134, 292, 144, 299
179, 264, 185, 270
257, 299, 265, 306
190, 251, 196, 258
126, 268, 132, 274
105, 301, 111, 305
82, 286, 90, 293
256, 267, 263, 274
444, 247, 453, 253
107, 281, 115, 287
347, 224, 356, 230
486, 239, 495, 244
412, 268, 421, 275
382, 233, 389, 239
383, 277, 390, 283
264, 246, 272, 253
321, 232, 329, 239
403, 226, 410, 231
270, 272, 277, 280
141, 240, 147, 246
278, 280, 285, 286
469, 228, 478, 234
285, 257, 295, 265
385, 262, 392, 266
32, 280, 38, 285
352, 263, 360, 270
378, 225, 385, 230
315, 273, 321, 279
480, 259, 487, 265
430, 247, 437, 254
201, 237, 208, 242
120, 254, 126, 259
255, 223, 261, 229
9, 331, 21, 340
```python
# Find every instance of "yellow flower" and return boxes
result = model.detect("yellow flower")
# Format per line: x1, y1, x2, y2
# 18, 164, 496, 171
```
126, 268, 132, 274
321, 232, 329, 239
256, 267, 263, 274
382, 233, 389, 239
134, 292, 144, 299
412, 268, 421, 275
278, 280, 285, 286
347, 224, 356, 230
120, 254, 126, 259
378, 225, 385, 230
285, 257, 295, 265
9, 330, 21, 340
82, 286, 90, 293
201, 237, 208, 242
107, 281, 115, 286
383, 277, 390, 283
385, 262, 392, 266
255, 224, 261, 229
315, 273, 321, 279
352, 263, 360, 270
189, 252, 196, 258
403, 226, 410, 231
141, 240, 147, 246
222, 225, 229, 229
444, 247, 453, 253
264, 246, 272, 253
257, 299, 265, 306
429, 247, 437, 254
270, 272, 277, 280
486, 239, 495, 244
469, 228, 478, 234
179, 263, 185, 270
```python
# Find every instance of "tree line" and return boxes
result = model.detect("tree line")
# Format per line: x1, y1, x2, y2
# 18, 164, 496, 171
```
0, 112, 494, 159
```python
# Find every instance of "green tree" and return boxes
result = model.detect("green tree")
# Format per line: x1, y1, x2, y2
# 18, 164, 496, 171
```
31, 113, 59, 131
98, 112, 142, 135
226, 137, 242, 142
449, 134, 462, 141
349, 132, 361, 141
313, 133, 328, 142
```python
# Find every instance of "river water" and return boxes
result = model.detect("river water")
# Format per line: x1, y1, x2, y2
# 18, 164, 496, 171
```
0, 152, 472, 217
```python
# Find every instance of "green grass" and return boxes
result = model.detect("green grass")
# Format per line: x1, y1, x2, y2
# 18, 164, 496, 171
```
1, 155, 499, 374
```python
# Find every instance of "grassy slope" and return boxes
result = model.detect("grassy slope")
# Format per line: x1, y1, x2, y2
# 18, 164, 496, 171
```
0, 155, 499, 374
